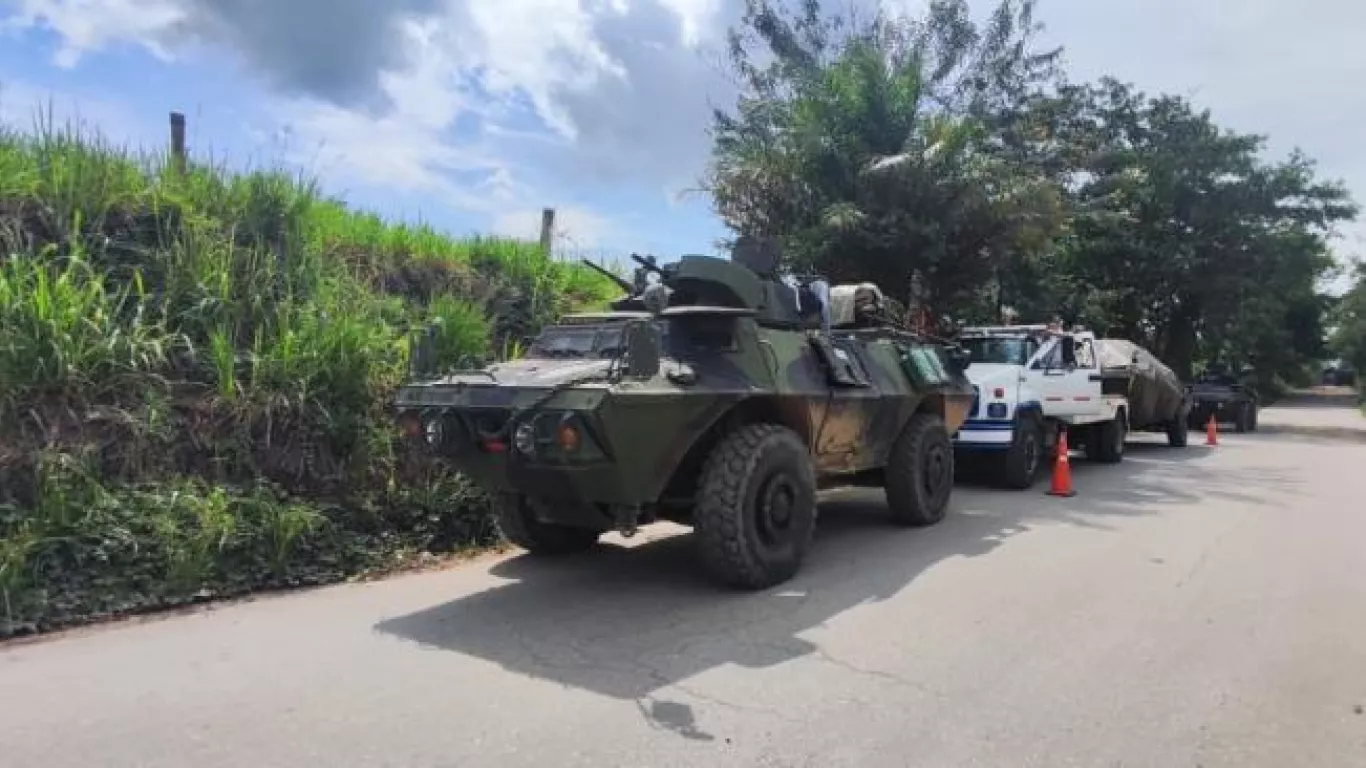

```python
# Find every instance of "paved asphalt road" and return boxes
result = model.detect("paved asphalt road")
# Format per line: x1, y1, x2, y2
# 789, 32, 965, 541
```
4, 390, 1365, 768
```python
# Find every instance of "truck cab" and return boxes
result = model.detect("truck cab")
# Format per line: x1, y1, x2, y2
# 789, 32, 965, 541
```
952, 325, 1129, 488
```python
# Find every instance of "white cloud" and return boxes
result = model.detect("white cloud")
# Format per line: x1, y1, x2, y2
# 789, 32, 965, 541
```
7, 0, 1366, 271
1, 0, 187, 67
656, 0, 722, 47
455, 0, 629, 141
265, 14, 522, 213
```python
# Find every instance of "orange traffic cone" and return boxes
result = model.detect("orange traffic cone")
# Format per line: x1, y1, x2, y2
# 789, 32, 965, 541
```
1046, 428, 1076, 498
1205, 413, 1218, 446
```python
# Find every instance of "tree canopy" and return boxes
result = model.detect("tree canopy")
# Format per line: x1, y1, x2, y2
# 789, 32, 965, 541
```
705, 0, 1359, 386
1329, 263, 1366, 379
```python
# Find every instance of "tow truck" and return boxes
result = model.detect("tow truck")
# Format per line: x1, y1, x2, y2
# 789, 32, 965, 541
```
950, 324, 1189, 488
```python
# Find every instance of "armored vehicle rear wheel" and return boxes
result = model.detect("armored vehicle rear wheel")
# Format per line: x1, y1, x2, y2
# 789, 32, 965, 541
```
495, 494, 601, 555
1233, 403, 1250, 433
885, 412, 954, 526
693, 424, 817, 590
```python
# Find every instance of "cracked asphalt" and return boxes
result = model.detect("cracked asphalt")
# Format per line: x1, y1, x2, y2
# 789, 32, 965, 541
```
3, 390, 1365, 767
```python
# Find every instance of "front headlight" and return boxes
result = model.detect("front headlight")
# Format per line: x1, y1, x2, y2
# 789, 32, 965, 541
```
514, 421, 537, 456
424, 417, 445, 447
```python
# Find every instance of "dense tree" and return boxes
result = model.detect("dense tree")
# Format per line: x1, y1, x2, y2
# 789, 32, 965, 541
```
707, 0, 1067, 319
1051, 80, 1356, 379
1330, 263, 1366, 378
705, 0, 1359, 386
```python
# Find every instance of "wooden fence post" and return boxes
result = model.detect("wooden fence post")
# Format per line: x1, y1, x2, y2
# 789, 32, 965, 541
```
539, 207, 555, 254
169, 111, 186, 175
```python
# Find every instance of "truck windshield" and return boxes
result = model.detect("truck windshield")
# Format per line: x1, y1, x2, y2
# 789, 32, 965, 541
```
526, 324, 626, 359
960, 337, 1033, 366
1195, 374, 1237, 388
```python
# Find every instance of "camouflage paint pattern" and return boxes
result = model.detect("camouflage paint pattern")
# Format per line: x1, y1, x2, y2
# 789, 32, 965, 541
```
397, 324, 972, 529
394, 254, 975, 534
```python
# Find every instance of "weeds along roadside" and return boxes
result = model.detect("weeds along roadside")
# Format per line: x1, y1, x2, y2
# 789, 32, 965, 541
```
0, 111, 621, 637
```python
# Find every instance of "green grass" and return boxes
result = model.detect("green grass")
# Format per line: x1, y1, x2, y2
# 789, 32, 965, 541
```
0, 105, 621, 636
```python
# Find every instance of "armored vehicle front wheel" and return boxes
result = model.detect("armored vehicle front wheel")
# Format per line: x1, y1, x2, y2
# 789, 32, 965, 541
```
494, 494, 601, 555
693, 424, 818, 590
885, 412, 955, 526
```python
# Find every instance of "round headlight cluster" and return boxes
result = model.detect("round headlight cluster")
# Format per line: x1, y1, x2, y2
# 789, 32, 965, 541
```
514, 421, 537, 456
424, 417, 445, 447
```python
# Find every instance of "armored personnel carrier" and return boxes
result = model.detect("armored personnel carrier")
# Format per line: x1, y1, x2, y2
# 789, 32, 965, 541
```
1188, 364, 1258, 433
393, 239, 976, 589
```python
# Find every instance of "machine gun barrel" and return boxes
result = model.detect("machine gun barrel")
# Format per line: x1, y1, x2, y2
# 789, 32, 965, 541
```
631, 253, 662, 273
580, 258, 634, 294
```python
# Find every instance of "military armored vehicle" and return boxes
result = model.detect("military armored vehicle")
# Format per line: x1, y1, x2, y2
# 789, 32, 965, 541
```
393, 239, 977, 589
1188, 365, 1258, 433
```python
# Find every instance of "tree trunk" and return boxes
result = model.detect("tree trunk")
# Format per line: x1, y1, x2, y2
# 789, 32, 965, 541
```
1164, 305, 1199, 382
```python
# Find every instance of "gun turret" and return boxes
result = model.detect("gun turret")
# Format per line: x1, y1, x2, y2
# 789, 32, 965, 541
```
629, 253, 668, 293
580, 258, 633, 296
631, 253, 661, 272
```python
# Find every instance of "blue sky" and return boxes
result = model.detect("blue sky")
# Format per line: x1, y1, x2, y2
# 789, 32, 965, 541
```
2, 0, 1365, 284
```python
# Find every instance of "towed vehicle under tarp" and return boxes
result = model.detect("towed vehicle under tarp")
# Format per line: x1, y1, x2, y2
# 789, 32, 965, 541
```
1094, 338, 1189, 430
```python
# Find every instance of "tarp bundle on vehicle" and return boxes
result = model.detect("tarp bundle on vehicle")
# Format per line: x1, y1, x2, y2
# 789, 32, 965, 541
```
1095, 338, 1186, 426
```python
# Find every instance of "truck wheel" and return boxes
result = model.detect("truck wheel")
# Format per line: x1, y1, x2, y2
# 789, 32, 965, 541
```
1248, 405, 1258, 432
999, 415, 1045, 489
885, 412, 955, 526
1167, 414, 1189, 447
693, 424, 817, 590
1235, 403, 1252, 433
1088, 413, 1126, 464
495, 494, 601, 555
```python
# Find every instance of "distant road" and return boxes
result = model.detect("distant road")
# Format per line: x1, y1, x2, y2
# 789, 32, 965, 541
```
3, 390, 1365, 767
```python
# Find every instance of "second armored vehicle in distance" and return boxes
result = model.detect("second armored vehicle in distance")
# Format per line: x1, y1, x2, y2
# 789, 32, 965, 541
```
394, 242, 977, 589
1188, 366, 1258, 433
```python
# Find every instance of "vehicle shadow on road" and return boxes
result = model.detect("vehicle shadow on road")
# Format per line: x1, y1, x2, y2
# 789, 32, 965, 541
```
373, 436, 1300, 723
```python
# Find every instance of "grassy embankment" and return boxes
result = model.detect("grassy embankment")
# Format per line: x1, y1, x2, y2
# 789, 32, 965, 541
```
0, 113, 619, 637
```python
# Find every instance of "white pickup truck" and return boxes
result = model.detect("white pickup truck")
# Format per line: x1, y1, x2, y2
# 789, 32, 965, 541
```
950, 324, 1138, 488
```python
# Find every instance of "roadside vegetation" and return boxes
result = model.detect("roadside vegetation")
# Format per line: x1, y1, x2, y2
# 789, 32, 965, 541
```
2, 0, 1360, 636
0, 113, 618, 636
1327, 262, 1366, 403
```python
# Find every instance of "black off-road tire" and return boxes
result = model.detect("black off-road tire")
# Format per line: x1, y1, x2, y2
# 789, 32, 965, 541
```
1167, 413, 1189, 447
693, 424, 818, 590
885, 412, 955, 526
495, 494, 601, 555
1248, 404, 1258, 432
999, 414, 1045, 489
1088, 412, 1127, 464
1233, 402, 1250, 433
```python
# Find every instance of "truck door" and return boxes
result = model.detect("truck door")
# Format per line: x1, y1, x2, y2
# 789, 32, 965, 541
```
1027, 335, 1104, 418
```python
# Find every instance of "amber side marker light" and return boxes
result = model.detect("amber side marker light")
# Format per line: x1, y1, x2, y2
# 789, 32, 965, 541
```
557, 423, 580, 452
398, 412, 424, 440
